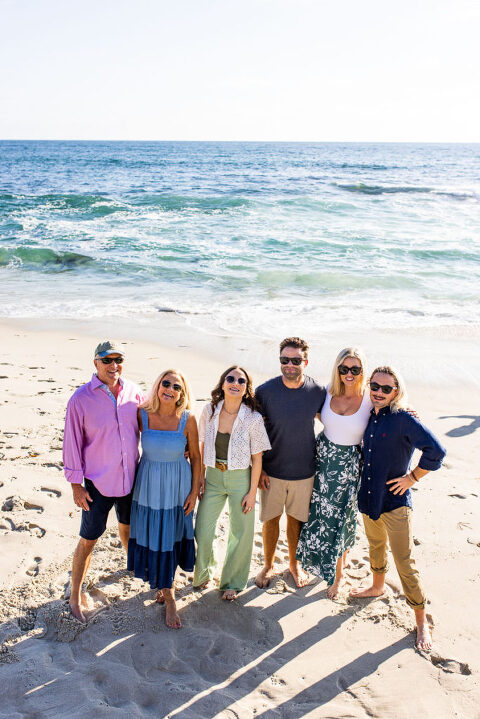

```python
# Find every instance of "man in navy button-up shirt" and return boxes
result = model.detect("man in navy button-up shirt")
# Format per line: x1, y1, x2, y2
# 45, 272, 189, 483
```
351, 365, 446, 652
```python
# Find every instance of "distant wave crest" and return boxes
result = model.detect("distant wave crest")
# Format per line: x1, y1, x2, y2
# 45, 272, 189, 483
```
0, 246, 94, 271
335, 183, 477, 200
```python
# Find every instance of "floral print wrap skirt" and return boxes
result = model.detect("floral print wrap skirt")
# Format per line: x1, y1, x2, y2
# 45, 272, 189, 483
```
296, 432, 361, 585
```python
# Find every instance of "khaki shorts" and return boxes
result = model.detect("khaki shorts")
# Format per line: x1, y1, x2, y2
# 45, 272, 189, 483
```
260, 475, 314, 523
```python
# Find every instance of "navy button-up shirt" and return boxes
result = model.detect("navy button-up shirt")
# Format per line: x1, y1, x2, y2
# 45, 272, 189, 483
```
358, 406, 446, 520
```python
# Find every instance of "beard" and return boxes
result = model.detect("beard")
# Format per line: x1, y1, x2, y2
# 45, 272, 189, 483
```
281, 365, 303, 382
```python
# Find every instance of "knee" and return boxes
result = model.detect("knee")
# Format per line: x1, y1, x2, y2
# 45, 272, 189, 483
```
265, 515, 281, 529
77, 537, 96, 553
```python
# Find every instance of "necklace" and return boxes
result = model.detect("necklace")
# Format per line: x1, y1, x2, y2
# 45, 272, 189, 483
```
222, 405, 240, 416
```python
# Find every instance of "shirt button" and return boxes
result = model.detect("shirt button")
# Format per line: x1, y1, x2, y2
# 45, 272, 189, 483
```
369, 449, 371, 452
370, 434, 373, 437
368, 491, 371, 494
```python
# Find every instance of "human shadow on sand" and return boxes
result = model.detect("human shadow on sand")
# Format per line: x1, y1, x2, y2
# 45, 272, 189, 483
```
0, 569, 407, 719
439, 414, 480, 437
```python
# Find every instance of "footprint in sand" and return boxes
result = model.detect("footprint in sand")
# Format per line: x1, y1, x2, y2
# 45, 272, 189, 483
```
430, 654, 471, 675
17, 608, 38, 631
41, 487, 62, 498
2, 496, 44, 513
0, 517, 15, 531
26, 556, 42, 576
0, 516, 46, 537
41, 462, 62, 471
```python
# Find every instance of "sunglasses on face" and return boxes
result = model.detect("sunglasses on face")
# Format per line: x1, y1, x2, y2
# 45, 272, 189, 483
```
161, 379, 183, 392
369, 382, 397, 394
225, 375, 247, 385
338, 364, 362, 376
279, 356, 304, 366
99, 356, 124, 365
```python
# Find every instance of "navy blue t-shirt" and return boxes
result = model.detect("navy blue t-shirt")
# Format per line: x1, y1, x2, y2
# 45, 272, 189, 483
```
255, 375, 326, 480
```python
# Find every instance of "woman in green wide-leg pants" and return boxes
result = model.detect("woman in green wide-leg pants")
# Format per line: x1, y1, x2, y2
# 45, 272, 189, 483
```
193, 365, 271, 600
194, 466, 254, 591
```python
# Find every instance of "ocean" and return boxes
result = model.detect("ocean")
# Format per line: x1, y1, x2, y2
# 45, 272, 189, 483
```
1, 141, 479, 344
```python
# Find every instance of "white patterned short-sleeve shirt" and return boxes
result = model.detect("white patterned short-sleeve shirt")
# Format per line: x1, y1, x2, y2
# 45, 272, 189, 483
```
199, 400, 271, 470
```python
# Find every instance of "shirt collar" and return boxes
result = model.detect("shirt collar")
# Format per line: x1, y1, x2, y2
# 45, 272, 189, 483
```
370, 405, 392, 417
91, 373, 124, 390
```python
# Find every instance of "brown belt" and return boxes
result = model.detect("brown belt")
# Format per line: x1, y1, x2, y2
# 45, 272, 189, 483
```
215, 460, 228, 472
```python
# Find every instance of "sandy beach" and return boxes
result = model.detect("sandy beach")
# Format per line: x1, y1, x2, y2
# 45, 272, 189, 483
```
0, 317, 479, 718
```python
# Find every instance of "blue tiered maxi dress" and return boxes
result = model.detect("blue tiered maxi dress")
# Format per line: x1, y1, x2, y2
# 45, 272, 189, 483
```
127, 409, 195, 589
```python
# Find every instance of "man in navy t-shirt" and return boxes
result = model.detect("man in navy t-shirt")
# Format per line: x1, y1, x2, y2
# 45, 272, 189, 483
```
255, 337, 326, 588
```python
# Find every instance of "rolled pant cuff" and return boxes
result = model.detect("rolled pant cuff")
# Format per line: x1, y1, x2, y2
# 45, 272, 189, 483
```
371, 565, 388, 575
406, 599, 426, 611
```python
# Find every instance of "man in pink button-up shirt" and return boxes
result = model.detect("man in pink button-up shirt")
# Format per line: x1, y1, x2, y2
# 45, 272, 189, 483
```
63, 340, 144, 622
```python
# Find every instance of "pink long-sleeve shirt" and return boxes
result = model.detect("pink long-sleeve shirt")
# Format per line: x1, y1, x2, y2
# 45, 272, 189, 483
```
63, 374, 144, 497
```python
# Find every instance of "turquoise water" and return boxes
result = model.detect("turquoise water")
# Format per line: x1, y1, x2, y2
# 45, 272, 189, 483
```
0, 141, 479, 340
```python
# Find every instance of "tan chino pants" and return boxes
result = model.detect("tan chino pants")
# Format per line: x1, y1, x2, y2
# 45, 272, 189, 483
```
362, 506, 426, 610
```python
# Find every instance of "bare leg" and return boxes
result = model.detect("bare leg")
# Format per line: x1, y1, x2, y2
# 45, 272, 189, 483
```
256, 516, 280, 588
342, 550, 348, 568
415, 608, 433, 651
350, 571, 385, 598
70, 537, 96, 622
327, 555, 344, 599
162, 587, 181, 629
287, 515, 310, 588
118, 522, 130, 552
156, 582, 176, 604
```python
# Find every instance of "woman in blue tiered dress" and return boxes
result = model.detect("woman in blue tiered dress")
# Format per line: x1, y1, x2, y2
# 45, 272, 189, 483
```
128, 369, 201, 629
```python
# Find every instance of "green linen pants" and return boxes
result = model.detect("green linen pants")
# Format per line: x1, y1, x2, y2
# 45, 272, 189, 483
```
194, 466, 254, 591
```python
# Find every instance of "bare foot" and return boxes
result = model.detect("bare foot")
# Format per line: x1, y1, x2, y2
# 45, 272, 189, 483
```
350, 584, 385, 599
164, 598, 182, 629
289, 562, 310, 588
326, 579, 343, 600
222, 590, 237, 601
155, 590, 165, 604
193, 581, 210, 591
69, 601, 87, 624
416, 622, 433, 651
256, 566, 275, 588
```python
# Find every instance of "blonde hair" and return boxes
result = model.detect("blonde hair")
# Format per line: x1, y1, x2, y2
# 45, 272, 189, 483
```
141, 369, 192, 416
329, 347, 367, 397
369, 365, 408, 413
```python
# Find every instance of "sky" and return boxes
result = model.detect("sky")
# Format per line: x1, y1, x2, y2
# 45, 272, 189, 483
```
1, 0, 479, 142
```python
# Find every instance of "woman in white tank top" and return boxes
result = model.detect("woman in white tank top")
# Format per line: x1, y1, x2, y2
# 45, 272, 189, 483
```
297, 347, 371, 598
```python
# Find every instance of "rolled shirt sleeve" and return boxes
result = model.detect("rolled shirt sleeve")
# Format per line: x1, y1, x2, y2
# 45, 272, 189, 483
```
63, 396, 85, 484
403, 414, 446, 471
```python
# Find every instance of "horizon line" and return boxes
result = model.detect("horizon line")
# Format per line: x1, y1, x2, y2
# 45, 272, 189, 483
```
1, 138, 479, 145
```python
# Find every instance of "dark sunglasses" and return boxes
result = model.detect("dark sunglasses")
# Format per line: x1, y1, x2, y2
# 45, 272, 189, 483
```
279, 356, 304, 366
369, 381, 397, 394
99, 356, 124, 365
225, 375, 247, 385
161, 379, 183, 392
338, 364, 362, 376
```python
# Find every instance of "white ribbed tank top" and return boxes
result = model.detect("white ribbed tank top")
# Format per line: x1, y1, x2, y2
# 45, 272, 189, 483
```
320, 390, 372, 446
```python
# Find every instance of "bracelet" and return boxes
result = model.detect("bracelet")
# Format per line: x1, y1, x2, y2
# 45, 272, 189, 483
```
410, 469, 418, 482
